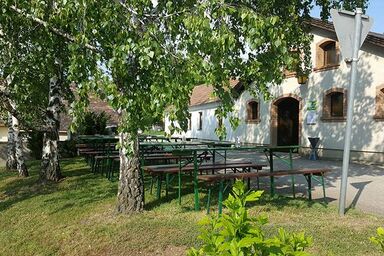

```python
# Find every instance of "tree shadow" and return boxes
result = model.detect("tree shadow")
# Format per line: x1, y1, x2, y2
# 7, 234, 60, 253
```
0, 157, 116, 213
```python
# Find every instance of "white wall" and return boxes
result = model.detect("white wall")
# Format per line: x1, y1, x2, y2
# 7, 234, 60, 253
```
165, 27, 384, 159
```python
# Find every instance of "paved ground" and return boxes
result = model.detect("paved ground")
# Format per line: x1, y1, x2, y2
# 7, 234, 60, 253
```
223, 151, 384, 216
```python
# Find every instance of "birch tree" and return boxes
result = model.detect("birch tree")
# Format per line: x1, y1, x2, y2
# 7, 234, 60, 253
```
0, 3, 73, 181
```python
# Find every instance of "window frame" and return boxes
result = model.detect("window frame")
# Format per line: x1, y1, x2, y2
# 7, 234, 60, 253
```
321, 88, 347, 122
330, 92, 344, 117
374, 85, 384, 121
246, 100, 260, 123
315, 39, 340, 72
197, 111, 203, 130
187, 113, 192, 130
217, 116, 223, 129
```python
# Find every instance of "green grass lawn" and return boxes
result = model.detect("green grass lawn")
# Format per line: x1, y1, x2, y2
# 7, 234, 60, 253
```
0, 158, 383, 255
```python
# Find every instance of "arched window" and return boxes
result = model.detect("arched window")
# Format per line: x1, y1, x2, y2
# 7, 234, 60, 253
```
374, 85, 384, 120
316, 40, 339, 70
246, 100, 260, 123
322, 88, 347, 121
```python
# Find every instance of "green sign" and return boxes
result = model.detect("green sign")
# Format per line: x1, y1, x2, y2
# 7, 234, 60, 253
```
307, 100, 317, 111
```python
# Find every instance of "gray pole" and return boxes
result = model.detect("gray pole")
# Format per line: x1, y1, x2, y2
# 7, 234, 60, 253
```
339, 8, 363, 216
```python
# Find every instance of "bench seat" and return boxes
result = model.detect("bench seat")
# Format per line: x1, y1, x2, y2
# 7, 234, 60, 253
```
199, 168, 331, 214
143, 162, 266, 175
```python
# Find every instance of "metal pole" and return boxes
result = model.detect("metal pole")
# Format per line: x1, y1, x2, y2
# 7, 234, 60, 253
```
339, 8, 362, 216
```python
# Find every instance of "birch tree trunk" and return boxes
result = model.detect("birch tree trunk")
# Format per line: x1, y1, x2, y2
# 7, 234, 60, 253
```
6, 113, 17, 171
40, 75, 62, 182
12, 115, 29, 177
116, 132, 144, 213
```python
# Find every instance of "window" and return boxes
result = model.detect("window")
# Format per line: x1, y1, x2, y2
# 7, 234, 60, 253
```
322, 88, 347, 121
217, 116, 223, 128
316, 40, 339, 70
246, 100, 260, 123
374, 85, 384, 120
187, 113, 192, 130
330, 92, 344, 117
197, 112, 202, 130
323, 42, 337, 66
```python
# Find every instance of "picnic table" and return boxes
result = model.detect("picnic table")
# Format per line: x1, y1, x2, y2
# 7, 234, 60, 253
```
140, 142, 330, 213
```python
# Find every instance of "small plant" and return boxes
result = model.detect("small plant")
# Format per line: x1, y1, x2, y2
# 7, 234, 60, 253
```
370, 227, 384, 252
187, 180, 312, 256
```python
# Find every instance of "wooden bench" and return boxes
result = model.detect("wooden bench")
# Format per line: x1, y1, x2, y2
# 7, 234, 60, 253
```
141, 153, 213, 165
198, 168, 331, 214
142, 162, 266, 204
143, 162, 266, 175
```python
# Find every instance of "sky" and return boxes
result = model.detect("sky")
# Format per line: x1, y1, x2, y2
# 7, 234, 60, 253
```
310, 0, 384, 33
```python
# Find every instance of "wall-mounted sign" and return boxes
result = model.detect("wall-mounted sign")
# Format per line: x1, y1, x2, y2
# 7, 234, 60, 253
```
307, 110, 318, 125
307, 100, 317, 111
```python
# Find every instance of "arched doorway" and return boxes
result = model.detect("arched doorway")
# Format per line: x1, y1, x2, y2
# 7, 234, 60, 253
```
271, 95, 301, 146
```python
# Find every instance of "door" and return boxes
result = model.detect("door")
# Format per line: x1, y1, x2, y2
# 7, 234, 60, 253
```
277, 97, 299, 146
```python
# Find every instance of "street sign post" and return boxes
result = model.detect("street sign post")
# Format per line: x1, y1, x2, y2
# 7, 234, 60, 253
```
330, 8, 373, 216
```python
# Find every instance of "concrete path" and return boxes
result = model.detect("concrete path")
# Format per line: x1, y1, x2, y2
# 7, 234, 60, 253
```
223, 151, 384, 216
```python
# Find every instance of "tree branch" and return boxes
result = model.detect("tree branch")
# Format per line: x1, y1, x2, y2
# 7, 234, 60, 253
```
10, 5, 100, 53
117, 1, 181, 60
0, 80, 51, 132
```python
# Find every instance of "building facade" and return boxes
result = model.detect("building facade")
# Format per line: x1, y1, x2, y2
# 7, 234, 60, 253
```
165, 19, 384, 162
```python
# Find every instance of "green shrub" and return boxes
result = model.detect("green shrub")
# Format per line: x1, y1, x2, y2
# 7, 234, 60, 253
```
76, 111, 109, 135
187, 180, 312, 256
370, 227, 384, 252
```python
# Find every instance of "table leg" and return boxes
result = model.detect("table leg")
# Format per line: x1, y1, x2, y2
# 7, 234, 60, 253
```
193, 150, 200, 211
178, 171, 182, 205
307, 174, 312, 201
218, 180, 224, 215
321, 174, 326, 202
165, 173, 170, 197
156, 175, 162, 200
206, 186, 211, 214
289, 149, 295, 198
269, 150, 275, 197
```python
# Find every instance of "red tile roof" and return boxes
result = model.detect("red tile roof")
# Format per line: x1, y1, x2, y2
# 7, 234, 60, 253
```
190, 79, 241, 107
60, 95, 119, 131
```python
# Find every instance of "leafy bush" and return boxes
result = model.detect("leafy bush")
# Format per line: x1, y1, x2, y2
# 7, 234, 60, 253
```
187, 180, 312, 256
370, 227, 384, 252
76, 111, 109, 135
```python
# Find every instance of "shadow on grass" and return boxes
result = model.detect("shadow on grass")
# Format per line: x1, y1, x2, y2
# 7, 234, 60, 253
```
0, 157, 117, 213
145, 173, 336, 213
142, 174, 332, 213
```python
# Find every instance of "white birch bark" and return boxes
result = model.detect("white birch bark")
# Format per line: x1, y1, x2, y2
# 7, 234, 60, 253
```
116, 132, 144, 213
6, 112, 17, 171
12, 115, 28, 177
40, 75, 62, 182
